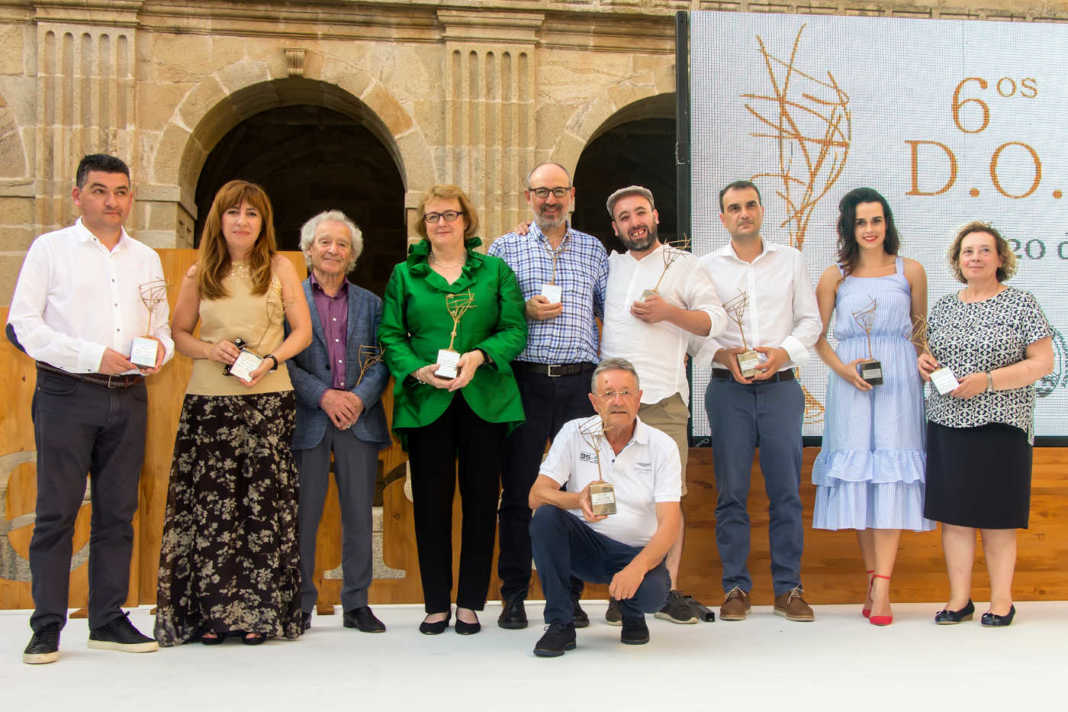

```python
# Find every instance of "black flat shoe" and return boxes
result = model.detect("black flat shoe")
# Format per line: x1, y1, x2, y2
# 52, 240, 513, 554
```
241, 632, 266, 646
934, 599, 975, 624
981, 604, 1016, 627
419, 613, 451, 635
455, 614, 481, 635
200, 631, 224, 646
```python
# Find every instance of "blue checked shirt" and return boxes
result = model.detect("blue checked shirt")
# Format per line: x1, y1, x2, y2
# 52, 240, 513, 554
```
488, 223, 608, 365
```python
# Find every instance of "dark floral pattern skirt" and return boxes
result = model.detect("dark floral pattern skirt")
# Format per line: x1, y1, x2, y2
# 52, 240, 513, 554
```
154, 391, 303, 645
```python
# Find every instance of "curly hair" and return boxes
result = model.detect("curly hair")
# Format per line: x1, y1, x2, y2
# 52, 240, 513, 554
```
947, 221, 1017, 284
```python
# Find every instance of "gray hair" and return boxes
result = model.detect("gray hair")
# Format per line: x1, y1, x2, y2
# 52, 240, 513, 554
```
605, 185, 655, 218
526, 161, 572, 187
591, 357, 640, 394
299, 210, 363, 272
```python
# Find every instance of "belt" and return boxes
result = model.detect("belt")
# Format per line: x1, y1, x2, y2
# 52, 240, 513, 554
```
711, 368, 795, 382
36, 362, 144, 389
513, 361, 595, 378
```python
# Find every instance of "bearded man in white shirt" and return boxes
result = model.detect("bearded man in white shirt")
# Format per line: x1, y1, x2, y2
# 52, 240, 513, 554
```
8, 154, 174, 663
696, 180, 821, 622
600, 185, 726, 624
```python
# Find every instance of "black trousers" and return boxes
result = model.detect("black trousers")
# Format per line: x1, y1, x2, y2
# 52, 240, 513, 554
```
29, 369, 147, 632
406, 396, 506, 614
497, 365, 593, 601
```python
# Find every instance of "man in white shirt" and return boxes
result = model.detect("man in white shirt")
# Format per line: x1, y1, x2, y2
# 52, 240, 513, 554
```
696, 180, 821, 622
527, 358, 681, 657
8, 154, 174, 664
600, 185, 726, 624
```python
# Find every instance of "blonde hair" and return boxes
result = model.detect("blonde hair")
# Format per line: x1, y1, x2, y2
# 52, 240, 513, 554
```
416, 184, 479, 240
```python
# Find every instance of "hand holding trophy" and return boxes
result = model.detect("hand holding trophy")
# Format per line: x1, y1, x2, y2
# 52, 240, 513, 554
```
723, 290, 761, 378
131, 279, 168, 367
578, 417, 615, 517
911, 313, 959, 394
851, 298, 883, 386
642, 235, 690, 300
435, 290, 477, 379
224, 298, 281, 382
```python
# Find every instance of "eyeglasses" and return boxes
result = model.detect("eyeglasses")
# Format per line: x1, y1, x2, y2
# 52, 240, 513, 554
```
597, 390, 635, 401
528, 186, 571, 199
423, 210, 464, 224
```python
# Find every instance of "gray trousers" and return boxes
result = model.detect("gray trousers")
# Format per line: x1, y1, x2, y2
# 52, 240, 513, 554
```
29, 369, 146, 633
705, 376, 804, 596
296, 427, 378, 613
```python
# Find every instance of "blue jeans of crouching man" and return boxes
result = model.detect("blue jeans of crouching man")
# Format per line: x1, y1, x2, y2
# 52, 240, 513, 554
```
530, 505, 669, 624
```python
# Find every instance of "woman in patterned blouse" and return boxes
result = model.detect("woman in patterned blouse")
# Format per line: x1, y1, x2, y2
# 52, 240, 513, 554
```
917, 221, 1052, 627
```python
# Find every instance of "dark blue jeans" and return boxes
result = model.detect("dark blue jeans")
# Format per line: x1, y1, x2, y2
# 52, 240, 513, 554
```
705, 377, 804, 596
529, 505, 670, 625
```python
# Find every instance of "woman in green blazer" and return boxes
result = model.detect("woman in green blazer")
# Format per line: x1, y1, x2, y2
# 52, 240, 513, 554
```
380, 184, 526, 635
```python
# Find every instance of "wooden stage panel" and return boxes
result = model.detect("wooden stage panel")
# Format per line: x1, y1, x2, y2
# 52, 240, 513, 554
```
2, 248, 1066, 612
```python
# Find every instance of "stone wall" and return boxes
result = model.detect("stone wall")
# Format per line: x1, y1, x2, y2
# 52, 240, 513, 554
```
1, 0, 1065, 304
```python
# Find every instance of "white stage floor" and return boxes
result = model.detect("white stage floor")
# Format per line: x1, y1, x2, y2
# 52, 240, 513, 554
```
4, 600, 1066, 711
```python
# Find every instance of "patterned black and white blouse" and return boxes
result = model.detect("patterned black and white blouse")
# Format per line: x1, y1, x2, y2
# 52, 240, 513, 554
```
926, 286, 1051, 443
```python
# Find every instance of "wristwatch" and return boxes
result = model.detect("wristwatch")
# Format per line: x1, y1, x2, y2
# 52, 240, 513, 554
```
264, 354, 279, 371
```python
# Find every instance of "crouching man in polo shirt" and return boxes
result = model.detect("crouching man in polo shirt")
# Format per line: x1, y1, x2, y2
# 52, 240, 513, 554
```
527, 357, 681, 657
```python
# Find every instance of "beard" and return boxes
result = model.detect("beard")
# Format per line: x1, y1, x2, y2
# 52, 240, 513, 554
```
619, 222, 658, 252
533, 205, 567, 232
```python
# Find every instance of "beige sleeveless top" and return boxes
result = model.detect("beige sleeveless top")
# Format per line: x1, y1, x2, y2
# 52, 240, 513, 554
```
185, 262, 293, 396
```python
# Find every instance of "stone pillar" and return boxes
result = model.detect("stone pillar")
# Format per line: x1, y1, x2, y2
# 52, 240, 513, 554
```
437, 10, 543, 244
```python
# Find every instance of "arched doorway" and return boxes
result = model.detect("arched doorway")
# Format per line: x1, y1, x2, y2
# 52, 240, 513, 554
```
194, 104, 405, 297
571, 94, 677, 254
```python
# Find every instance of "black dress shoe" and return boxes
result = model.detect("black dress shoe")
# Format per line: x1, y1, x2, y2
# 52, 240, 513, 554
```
454, 612, 481, 635
934, 599, 975, 625
620, 616, 650, 645
498, 598, 528, 629
300, 611, 312, 633
571, 599, 590, 629
23, 627, 60, 664
419, 612, 450, 635
533, 622, 576, 658
344, 606, 386, 633
981, 604, 1016, 627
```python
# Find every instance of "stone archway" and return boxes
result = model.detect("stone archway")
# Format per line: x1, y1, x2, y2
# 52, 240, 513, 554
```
570, 94, 677, 253
193, 102, 405, 297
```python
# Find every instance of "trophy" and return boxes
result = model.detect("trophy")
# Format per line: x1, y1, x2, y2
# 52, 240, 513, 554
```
642, 236, 691, 300
435, 290, 476, 379
910, 314, 959, 395
355, 344, 384, 386
130, 279, 168, 367
224, 297, 281, 382
539, 241, 566, 304
578, 417, 615, 516
722, 290, 761, 378
851, 298, 883, 386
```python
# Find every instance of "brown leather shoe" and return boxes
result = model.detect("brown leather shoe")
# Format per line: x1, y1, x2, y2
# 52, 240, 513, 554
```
774, 586, 814, 622
720, 587, 751, 621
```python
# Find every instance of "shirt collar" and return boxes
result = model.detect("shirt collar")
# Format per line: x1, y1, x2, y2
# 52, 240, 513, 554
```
309, 271, 349, 297
74, 217, 131, 252
590, 414, 650, 448
529, 222, 572, 251
716, 237, 778, 263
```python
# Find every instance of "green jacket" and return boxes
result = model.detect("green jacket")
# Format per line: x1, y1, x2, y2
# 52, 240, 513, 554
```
380, 237, 527, 442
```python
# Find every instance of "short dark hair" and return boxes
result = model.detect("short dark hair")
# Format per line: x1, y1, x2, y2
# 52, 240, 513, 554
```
76, 154, 130, 188
718, 180, 762, 212
836, 187, 901, 275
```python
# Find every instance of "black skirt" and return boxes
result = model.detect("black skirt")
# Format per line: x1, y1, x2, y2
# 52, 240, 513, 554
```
923, 420, 1032, 529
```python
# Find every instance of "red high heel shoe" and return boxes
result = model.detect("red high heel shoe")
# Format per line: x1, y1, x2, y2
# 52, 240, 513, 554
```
862, 570, 874, 618
869, 574, 893, 626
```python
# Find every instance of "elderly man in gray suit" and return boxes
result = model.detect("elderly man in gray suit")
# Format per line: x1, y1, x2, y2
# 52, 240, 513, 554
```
287, 210, 391, 633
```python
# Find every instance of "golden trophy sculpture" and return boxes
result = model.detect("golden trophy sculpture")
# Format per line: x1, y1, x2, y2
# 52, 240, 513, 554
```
130, 279, 168, 367
578, 417, 615, 516
910, 314, 959, 395
355, 344, 384, 386
723, 290, 761, 378
435, 290, 476, 379
642, 236, 691, 300
539, 241, 567, 304
851, 298, 883, 386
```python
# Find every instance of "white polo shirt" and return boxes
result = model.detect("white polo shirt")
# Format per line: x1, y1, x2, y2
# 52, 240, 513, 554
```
539, 415, 681, 548
601, 245, 726, 405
